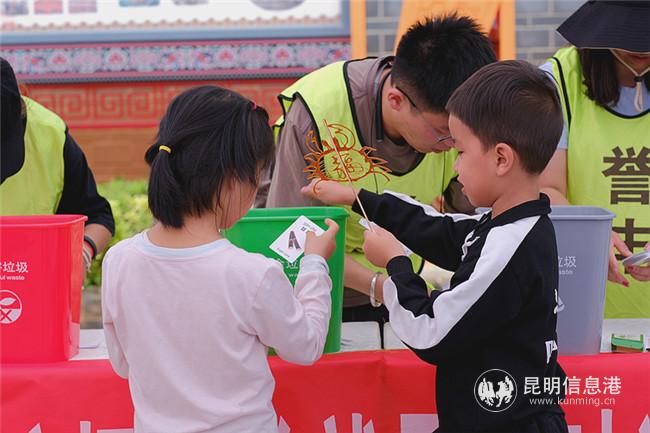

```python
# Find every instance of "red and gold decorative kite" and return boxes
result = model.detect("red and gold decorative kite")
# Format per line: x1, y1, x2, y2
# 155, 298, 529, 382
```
304, 119, 391, 230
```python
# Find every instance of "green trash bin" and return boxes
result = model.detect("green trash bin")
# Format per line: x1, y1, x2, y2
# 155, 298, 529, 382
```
224, 207, 348, 354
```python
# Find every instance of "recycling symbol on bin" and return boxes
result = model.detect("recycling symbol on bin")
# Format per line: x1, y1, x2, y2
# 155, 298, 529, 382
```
0, 290, 23, 324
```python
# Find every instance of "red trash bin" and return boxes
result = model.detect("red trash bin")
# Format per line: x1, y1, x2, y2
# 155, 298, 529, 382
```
0, 215, 87, 362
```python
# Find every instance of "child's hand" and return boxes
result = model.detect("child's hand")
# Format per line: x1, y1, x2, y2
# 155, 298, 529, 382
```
304, 218, 339, 260
362, 224, 406, 268
300, 180, 358, 206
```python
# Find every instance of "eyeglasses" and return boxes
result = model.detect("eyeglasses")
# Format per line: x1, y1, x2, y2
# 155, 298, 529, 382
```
394, 83, 453, 146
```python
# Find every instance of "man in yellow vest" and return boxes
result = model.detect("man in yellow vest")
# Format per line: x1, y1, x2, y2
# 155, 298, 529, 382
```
0, 58, 114, 274
261, 15, 497, 329
540, 1, 650, 318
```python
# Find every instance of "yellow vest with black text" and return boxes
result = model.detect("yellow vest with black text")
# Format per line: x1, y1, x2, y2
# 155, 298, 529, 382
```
551, 47, 650, 318
0, 97, 65, 215
276, 60, 457, 274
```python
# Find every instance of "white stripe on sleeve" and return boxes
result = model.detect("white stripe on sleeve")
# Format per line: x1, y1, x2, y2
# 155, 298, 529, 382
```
383, 190, 486, 222
384, 216, 540, 350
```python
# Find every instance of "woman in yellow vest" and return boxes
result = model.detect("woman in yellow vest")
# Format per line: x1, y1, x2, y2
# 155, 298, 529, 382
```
0, 58, 114, 275
540, 1, 650, 318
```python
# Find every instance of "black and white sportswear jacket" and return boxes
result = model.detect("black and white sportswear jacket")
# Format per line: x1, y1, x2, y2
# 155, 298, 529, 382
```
353, 190, 566, 433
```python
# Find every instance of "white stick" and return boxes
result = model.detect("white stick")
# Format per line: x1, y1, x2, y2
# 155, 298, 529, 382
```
323, 120, 376, 233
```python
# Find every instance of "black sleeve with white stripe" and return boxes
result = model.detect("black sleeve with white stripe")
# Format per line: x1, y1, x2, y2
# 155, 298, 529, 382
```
384, 217, 540, 365
354, 189, 481, 271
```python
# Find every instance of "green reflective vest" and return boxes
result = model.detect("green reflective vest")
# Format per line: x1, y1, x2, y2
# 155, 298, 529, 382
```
0, 97, 65, 216
551, 47, 650, 318
276, 59, 456, 274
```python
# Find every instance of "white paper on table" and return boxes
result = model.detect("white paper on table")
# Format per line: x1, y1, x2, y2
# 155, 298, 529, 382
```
269, 215, 325, 264
359, 218, 413, 256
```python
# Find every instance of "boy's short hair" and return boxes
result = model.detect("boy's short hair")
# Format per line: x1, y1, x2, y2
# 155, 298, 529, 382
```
392, 14, 497, 113
446, 60, 563, 174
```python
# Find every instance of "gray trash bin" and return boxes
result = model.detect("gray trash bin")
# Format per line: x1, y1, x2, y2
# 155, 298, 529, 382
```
550, 206, 615, 355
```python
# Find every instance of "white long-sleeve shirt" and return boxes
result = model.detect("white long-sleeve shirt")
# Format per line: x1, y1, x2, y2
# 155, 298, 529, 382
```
102, 231, 332, 433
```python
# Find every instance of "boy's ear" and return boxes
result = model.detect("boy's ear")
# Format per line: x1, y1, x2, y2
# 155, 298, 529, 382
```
494, 142, 515, 177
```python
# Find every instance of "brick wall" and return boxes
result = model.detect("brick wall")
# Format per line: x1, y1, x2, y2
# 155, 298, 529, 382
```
366, 0, 403, 57
516, 0, 582, 64
366, 0, 584, 63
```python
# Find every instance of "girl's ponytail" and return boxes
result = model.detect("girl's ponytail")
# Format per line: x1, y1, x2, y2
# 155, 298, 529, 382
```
145, 142, 185, 228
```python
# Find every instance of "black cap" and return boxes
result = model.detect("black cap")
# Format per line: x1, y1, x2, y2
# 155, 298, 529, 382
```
557, 1, 650, 53
1, 58, 26, 182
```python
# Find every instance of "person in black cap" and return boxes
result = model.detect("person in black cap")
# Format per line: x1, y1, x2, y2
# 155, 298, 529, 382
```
539, 1, 650, 318
0, 57, 115, 276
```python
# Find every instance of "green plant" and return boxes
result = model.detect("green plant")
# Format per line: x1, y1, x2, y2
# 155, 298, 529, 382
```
85, 178, 152, 288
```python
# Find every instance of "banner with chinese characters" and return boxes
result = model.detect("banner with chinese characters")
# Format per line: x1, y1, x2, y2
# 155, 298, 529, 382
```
2, 350, 649, 433
603, 146, 650, 256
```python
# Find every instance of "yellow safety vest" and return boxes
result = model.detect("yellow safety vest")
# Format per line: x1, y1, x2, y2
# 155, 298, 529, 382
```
276, 60, 457, 274
0, 96, 66, 216
551, 47, 650, 318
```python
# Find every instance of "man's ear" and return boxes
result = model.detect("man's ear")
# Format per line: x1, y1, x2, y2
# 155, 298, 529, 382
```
386, 87, 406, 111
494, 142, 516, 177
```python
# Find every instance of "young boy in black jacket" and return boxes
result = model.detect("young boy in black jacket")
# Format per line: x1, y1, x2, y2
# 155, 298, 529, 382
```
302, 60, 569, 433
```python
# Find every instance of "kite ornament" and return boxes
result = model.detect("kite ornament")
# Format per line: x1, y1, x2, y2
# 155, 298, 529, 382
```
303, 120, 392, 231
304, 121, 390, 185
